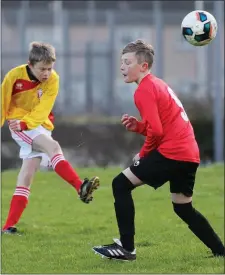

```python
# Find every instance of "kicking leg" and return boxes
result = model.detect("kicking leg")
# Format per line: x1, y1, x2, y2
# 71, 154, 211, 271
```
32, 134, 99, 203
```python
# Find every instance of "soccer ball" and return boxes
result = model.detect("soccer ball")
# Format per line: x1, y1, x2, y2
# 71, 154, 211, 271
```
181, 10, 217, 46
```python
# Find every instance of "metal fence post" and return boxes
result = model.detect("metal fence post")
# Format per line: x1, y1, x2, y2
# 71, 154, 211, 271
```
18, 1, 28, 62
53, 1, 65, 113
212, 1, 224, 162
106, 10, 116, 116
62, 10, 71, 113
194, 1, 207, 97
153, 1, 163, 78
85, 42, 93, 114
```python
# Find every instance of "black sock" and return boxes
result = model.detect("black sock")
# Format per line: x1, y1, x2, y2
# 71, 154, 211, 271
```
120, 234, 135, 252
173, 202, 225, 255
112, 173, 135, 252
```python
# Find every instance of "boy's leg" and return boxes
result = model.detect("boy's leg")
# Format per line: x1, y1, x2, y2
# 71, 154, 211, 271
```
32, 134, 99, 203
172, 199, 225, 256
114, 150, 169, 252
2, 157, 41, 231
93, 150, 170, 260
92, 171, 138, 261
112, 172, 138, 252
170, 162, 225, 256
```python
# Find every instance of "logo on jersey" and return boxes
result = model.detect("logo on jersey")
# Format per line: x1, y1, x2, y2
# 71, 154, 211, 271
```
134, 160, 140, 167
37, 89, 43, 98
15, 83, 23, 90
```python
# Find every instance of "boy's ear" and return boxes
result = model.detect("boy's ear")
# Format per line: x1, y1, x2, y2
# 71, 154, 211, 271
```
141, 62, 149, 72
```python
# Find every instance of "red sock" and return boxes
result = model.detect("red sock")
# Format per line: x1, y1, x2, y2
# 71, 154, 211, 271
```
51, 154, 82, 193
3, 186, 30, 230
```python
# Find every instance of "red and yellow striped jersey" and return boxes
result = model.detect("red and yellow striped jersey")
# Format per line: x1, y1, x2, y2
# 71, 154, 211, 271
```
1, 64, 59, 130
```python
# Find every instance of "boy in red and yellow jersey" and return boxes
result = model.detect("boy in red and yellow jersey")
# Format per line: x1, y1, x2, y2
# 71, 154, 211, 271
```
1, 42, 100, 234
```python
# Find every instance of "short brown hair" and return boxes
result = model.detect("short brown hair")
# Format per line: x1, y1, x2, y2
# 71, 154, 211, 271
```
28, 41, 56, 65
122, 39, 154, 69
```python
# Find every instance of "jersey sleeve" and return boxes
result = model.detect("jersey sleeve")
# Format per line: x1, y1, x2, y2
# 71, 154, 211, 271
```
135, 86, 163, 137
136, 120, 147, 136
139, 126, 159, 157
1, 72, 15, 127
21, 76, 59, 129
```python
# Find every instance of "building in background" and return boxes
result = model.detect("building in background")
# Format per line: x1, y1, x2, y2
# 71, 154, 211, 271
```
1, 0, 224, 164
2, 0, 224, 116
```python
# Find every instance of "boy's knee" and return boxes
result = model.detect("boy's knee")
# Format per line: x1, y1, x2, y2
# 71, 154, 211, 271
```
172, 202, 194, 224
17, 169, 35, 188
33, 135, 61, 156
112, 173, 135, 198
42, 139, 61, 156
50, 140, 60, 153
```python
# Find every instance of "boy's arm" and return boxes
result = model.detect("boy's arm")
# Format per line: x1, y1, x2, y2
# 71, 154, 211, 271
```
21, 77, 59, 130
136, 120, 147, 136
1, 73, 14, 127
135, 87, 163, 157
135, 87, 163, 137
139, 134, 159, 157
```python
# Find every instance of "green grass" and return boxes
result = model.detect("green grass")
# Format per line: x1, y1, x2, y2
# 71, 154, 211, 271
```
1, 165, 224, 274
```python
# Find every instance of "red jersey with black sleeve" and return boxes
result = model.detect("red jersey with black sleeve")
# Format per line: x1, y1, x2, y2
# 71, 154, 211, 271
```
134, 74, 200, 163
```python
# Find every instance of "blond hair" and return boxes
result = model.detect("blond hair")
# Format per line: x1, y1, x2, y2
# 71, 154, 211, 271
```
28, 41, 56, 65
122, 39, 154, 69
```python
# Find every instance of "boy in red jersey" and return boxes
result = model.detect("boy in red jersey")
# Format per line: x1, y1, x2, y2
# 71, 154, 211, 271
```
1, 42, 99, 235
92, 40, 224, 260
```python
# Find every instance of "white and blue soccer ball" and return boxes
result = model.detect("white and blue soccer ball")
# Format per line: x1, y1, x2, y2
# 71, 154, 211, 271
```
181, 10, 218, 46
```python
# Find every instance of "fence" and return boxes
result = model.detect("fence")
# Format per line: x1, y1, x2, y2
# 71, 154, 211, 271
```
2, 2, 224, 115
1, 1, 224, 161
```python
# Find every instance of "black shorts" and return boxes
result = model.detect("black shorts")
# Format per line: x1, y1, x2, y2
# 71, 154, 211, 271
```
130, 149, 199, 197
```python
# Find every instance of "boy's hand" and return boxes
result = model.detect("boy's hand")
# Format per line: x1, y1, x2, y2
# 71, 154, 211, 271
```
9, 120, 28, 131
133, 153, 140, 163
121, 114, 139, 132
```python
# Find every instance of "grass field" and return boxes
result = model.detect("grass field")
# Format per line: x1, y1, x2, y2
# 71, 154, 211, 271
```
1, 165, 224, 274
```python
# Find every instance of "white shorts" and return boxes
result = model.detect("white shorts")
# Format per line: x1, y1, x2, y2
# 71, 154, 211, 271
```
10, 125, 52, 167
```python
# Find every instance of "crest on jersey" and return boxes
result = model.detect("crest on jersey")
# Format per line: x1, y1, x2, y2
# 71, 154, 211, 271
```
37, 89, 43, 98
15, 82, 23, 90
